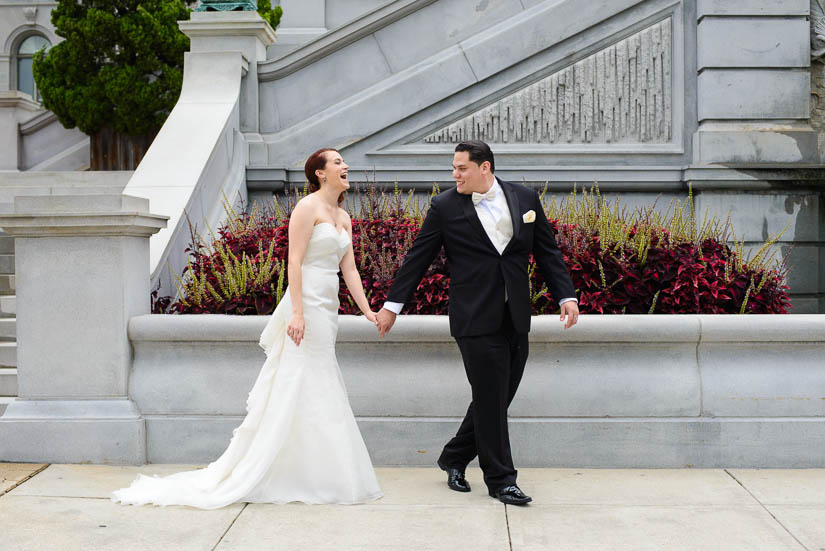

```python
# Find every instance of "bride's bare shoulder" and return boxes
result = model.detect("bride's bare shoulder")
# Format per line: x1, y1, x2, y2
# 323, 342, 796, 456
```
290, 196, 321, 228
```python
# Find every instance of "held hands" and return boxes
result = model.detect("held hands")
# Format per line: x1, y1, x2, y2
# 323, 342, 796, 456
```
287, 313, 305, 346
560, 301, 579, 330
364, 310, 378, 325
375, 308, 397, 338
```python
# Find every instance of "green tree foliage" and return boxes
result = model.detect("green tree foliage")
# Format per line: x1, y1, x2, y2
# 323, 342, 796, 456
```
33, 1, 282, 137
33, 0, 193, 136
256, 0, 282, 30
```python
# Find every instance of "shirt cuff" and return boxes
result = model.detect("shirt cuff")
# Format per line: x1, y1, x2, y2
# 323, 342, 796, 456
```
382, 301, 404, 314
558, 297, 578, 306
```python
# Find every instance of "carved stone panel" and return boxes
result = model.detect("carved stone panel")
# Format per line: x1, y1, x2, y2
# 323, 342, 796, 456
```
421, 18, 672, 145
812, 0, 825, 61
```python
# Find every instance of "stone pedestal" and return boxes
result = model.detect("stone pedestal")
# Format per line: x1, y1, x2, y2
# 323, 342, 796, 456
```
0, 194, 167, 464
180, 11, 275, 135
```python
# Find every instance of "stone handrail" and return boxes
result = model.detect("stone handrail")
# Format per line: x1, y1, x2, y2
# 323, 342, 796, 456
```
122, 12, 274, 300
257, 0, 437, 81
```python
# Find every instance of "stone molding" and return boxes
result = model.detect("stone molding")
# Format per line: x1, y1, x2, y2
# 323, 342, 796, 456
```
0, 194, 167, 237
129, 313, 825, 345
247, 164, 825, 192
17, 108, 55, 135
0, 90, 40, 111
178, 11, 276, 47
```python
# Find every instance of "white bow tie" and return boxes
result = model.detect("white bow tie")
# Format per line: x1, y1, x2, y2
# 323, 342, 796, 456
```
472, 188, 497, 205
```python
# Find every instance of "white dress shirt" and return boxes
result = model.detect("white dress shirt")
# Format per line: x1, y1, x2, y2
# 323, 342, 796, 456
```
383, 176, 576, 314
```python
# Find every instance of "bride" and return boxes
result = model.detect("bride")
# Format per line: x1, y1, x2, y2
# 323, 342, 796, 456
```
112, 148, 383, 508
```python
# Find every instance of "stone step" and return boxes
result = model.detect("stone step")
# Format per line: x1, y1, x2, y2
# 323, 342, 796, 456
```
0, 318, 16, 340
0, 367, 17, 396
0, 342, 16, 367
0, 254, 14, 274
0, 275, 14, 295
0, 296, 14, 316
0, 235, 14, 254
0, 396, 13, 416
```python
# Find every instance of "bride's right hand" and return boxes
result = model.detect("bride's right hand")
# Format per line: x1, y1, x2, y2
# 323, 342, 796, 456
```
287, 314, 305, 346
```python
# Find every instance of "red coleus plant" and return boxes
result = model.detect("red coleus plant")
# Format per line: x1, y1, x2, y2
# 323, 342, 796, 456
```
156, 185, 790, 315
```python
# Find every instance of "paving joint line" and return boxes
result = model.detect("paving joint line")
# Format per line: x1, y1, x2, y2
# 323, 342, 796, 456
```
10, 494, 112, 500
504, 503, 513, 551
723, 469, 810, 551
211, 501, 248, 551
0, 463, 50, 498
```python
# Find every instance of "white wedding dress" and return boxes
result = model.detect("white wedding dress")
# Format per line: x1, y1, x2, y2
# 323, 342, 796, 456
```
112, 222, 383, 508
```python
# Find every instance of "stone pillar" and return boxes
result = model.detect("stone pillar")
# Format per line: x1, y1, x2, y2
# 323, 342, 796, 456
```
180, 11, 275, 136
0, 194, 167, 464
694, 0, 816, 163
179, 11, 276, 165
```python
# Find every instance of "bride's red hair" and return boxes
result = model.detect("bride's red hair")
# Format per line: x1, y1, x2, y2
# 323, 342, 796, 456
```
304, 148, 345, 205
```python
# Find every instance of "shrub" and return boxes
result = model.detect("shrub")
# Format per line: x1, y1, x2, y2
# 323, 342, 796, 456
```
155, 184, 790, 315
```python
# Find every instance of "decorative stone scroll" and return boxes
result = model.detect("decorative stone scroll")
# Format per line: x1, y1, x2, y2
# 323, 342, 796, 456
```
812, 0, 825, 62
422, 18, 672, 145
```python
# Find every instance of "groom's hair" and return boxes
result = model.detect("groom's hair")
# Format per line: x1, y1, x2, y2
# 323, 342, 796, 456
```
455, 140, 495, 173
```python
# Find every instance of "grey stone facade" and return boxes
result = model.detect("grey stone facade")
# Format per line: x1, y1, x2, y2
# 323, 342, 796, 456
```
0, 1, 824, 466
1, 1, 822, 312
0, 1, 88, 171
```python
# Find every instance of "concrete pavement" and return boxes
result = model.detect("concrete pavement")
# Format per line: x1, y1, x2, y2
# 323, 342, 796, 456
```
1, 463, 824, 550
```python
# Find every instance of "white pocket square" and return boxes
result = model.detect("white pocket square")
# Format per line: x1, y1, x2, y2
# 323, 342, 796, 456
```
522, 210, 536, 223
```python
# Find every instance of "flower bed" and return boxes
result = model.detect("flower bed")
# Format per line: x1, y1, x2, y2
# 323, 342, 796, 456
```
153, 184, 790, 315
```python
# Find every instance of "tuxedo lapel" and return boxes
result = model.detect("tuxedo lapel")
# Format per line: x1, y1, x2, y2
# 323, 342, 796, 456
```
460, 193, 498, 253
500, 181, 521, 254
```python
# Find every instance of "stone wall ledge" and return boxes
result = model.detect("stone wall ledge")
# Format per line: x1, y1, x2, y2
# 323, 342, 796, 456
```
78, 313, 825, 465
129, 313, 825, 343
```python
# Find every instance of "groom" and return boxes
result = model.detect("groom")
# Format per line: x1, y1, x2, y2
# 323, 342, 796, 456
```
376, 140, 579, 505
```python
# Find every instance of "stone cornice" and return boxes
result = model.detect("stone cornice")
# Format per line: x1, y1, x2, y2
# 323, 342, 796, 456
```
0, 91, 41, 112
0, 194, 168, 237
246, 165, 825, 192
179, 11, 276, 45
0, 213, 168, 237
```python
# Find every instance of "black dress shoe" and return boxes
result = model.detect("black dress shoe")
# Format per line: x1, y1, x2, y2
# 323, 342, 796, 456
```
489, 485, 532, 505
437, 459, 471, 492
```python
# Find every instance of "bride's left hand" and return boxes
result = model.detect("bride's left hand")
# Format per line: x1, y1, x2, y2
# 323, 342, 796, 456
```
364, 310, 378, 325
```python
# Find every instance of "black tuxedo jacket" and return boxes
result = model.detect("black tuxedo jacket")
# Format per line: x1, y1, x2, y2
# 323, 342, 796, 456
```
386, 179, 576, 337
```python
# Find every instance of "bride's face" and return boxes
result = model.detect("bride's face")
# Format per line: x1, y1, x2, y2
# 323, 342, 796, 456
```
317, 151, 350, 191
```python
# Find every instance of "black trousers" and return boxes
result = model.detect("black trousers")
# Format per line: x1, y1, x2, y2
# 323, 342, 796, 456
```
437, 307, 529, 492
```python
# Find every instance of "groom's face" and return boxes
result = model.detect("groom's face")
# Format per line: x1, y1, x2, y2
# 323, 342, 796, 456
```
452, 151, 491, 195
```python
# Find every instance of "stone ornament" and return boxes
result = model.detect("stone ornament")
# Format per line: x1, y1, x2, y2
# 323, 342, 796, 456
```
22, 6, 37, 24
194, 0, 256, 12
812, 0, 825, 62
422, 18, 673, 145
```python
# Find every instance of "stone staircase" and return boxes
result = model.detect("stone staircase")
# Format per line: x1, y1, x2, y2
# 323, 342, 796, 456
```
0, 233, 15, 415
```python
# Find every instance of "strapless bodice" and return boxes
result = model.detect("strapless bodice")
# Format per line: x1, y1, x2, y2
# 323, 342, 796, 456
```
302, 222, 350, 272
